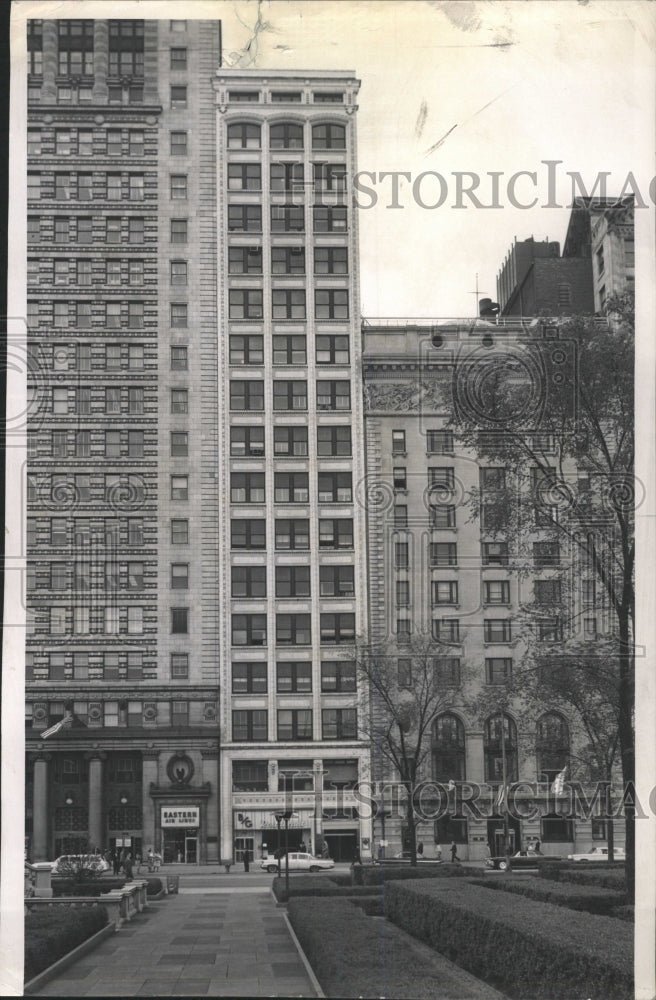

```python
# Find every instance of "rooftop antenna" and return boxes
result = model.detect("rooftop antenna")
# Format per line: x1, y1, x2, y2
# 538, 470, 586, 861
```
469, 273, 488, 317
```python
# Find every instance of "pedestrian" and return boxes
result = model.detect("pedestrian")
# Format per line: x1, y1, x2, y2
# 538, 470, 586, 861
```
147, 847, 154, 873
534, 837, 541, 854
243, 848, 250, 873
112, 849, 120, 876
450, 841, 460, 863
299, 839, 306, 853
417, 841, 424, 856
321, 841, 330, 859
153, 851, 161, 871
435, 844, 443, 861
123, 852, 133, 880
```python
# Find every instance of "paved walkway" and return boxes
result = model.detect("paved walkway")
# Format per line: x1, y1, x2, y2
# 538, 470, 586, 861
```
32, 888, 317, 997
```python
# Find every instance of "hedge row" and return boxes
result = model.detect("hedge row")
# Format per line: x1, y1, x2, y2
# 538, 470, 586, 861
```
612, 906, 634, 923
361, 863, 465, 885
287, 896, 500, 999
385, 879, 633, 1000
25, 904, 109, 980
539, 865, 627, 891
468, 875, 625, 915
52, 876, 125, 897
272, 875, 381, 903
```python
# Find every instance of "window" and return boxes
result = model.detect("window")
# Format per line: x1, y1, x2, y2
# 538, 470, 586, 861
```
105, 430, 121, 458
322, 709, 356, 740
582, 579, 596, 603
394, 542, 409, 569
76, 217, 93, 244
312, 122, 346, 148
230, 380, 264, 410
28, 20, 43, 75
171, 519, 189, 545
315, 290, 349, 321
320, 613, 355, 644
171, 653, 188, 679
274, 426, 308, 457
395, 580, 410, 606
583, 617, 597, 638
272, 332, 304, 367
319, 518, 353, 549
232, 710, 269, 742
278, 710, 312, 741
104, 218, 120, 245
271, 205, 304, 232
316, 335, 349, 365
128, 218, 144, 243
317, 426, 351, 456
170, 46, 187, 69
321, 660, 356, 692
128, 387, 143, 413
538, 618, 563, 641
231, 519, 266, 549
171, 219, 188, 243
313, 206, 348, 233
484, 714, 518, 782
170, 131, 188, 157
52, 387, 69, 414
430, 542, 457, 567
484, 580, 510, 604
591, 818, 607, 841
534, 579, 562, 604
229, 289, 263, 319
229, 205, 263, 233
394, 506, 408, 528
170, 174, 187, 199
128, 302, 144, 327
392, 430, 406, 455
275, 566, 311, 598
228, 163, 262, 190
533, 542, 560, 567
106, 173, 122, 201
171, 563, 189, 589
170, 390, 188, 417
232, 565, 267, 598
427, 430, 454, 454
128, 130, 144, 155
433, 618, 460, 643
393, 467, 407, 490
171, 701, 188, 727
271, 246, 305, 275
170, 345, 188, 370
434, 656, 461, 686
170, 85, 187, 109
316, 380, 350, 410
55, 129, 72, 155
229, 90, 260, 102
128, 519, 143, 545
171, 475, 188, 500
482, 542, 509, 566
274, 472, 309, 503
227, 123, 261, 149
313, 92, 343, 103
232, 614, 267, 646
273, 380, 307, 411
272, 289, 306, 320
231, 426, 265, 456
229, 246, 262, 275
541, 815, 574, 843
171, 607, 189, 633
232, 663, 267, 694
270, 123, 304, 149
231, 472, 265, 504
128, 175, 144, 201
484, 620, 511, 643
432, 713, 466, 782
128, 344, 144, 369
276, 614, 311, 645
275, 519, 310, 550
432, 581, 458, 605
430, 504, 456, 528
486, 658, 512, 684
277, 661, 312, 693
318, 472, 352, 503
313, 162, 347, 192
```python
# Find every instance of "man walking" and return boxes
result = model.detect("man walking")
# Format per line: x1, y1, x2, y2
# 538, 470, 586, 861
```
450, 841, 460, 863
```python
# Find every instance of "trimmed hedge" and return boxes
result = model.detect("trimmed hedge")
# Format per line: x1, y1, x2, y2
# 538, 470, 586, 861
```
348, 895, 387, 917
467, 875, 625, 915
25, 904, 109, 980
385, 879, 633, 1000
146, 877, 163, 896
539, 865, 627, 892
52, 876, 125, 897
612, 906, 634, 923
272, 875, 381, 903
287, 896, 500, 999
361, 863, 465, 885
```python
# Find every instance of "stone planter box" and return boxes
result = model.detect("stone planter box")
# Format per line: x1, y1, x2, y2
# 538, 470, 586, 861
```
24, 921, 116, 995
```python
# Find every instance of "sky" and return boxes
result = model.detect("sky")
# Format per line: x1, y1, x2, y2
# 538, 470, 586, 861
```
12, 0, 655, 316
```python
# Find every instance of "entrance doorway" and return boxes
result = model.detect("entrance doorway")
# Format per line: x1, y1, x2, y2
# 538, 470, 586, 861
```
487, 816, 521, 855
324, 830, 358, 862
163, 828, 199, 863
185, 835, 197, 864
264, 829, 303, 856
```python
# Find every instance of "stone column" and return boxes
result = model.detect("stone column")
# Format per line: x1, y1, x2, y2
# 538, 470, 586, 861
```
86, 752, 106, 852
220, 752, 233, 862
201, 749, 220, 862
40, 21, 58, 103
92, 20, 109, 103
32, 753, 51, 861
313, 758, 324, 855
141, 752, 159, 854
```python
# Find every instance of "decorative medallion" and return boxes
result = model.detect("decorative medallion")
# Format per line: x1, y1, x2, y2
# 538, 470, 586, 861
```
167, 752, 194, 786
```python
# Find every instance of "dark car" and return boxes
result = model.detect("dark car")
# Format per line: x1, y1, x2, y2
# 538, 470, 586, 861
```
485, 850, 562, 871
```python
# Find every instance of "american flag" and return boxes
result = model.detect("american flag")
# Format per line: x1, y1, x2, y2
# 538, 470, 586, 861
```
41, 712, 75, 739
551, 767, 567, 795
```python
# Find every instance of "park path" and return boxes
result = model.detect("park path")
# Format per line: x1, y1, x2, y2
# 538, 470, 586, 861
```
31, 887, 317, 997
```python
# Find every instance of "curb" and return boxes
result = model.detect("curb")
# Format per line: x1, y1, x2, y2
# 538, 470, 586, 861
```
24, 920, 116, 994
283, 910, 325, 999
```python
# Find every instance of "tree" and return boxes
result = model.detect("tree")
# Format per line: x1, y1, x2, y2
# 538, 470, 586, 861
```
451, 294, 635, 890
353, 632, 469, 865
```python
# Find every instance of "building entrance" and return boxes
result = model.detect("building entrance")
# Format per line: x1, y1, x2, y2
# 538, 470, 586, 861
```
163, 828, 199, 863
324, 830, 358, 862
487, 816, 521, 855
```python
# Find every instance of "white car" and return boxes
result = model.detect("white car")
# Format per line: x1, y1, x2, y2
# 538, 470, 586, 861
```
51, 854, 110, 874
567, 846, 626, 861
260, 851, 335, 873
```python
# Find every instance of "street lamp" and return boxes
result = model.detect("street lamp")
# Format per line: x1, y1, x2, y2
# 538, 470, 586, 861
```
274, 813, 284, 877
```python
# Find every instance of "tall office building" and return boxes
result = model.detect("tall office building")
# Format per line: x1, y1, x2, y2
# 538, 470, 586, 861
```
25, 22, 372, 865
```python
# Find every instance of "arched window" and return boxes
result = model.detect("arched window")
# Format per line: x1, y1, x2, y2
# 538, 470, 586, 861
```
483, 714, 518, 782
536, 712, 569, 782
227, 122, 261, 150
270, 122, 304, 150
432, 713, 465, 782
312, 123, 346, 149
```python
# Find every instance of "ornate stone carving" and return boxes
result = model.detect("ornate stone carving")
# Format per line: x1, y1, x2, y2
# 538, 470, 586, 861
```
364, 378, 449, 412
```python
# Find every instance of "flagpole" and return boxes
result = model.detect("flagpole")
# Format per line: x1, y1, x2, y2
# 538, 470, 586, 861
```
500, 716, 510, 865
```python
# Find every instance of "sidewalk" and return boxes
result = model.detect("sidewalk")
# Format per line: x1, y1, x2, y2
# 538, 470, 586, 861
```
31, 888, 317, 997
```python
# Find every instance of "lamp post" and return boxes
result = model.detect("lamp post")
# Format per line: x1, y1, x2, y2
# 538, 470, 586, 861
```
274, 813, 284, 878
282, 811, 293, 895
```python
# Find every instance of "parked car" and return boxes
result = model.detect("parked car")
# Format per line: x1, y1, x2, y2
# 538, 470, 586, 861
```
485, 850, 562, 871
567, 846, 626, 861
51, 854, 110, 874
260, 851, 334, 873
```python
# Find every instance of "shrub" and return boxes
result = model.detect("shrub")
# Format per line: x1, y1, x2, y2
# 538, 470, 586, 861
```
25, 904, 109, 980
349, 895, 387, 917
272, 875, 381, 903
385, 879, 633, 1000
146, 877, 162, 896
287, 897, 498, 999
539, 865, 627, 892
467, 875, 625, 915
52, 877, 125, 897
361, 862, 465, 886
612, 906, 634, 923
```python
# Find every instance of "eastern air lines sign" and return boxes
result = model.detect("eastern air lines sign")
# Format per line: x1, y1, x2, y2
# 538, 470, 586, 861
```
161, 807, 200, 828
